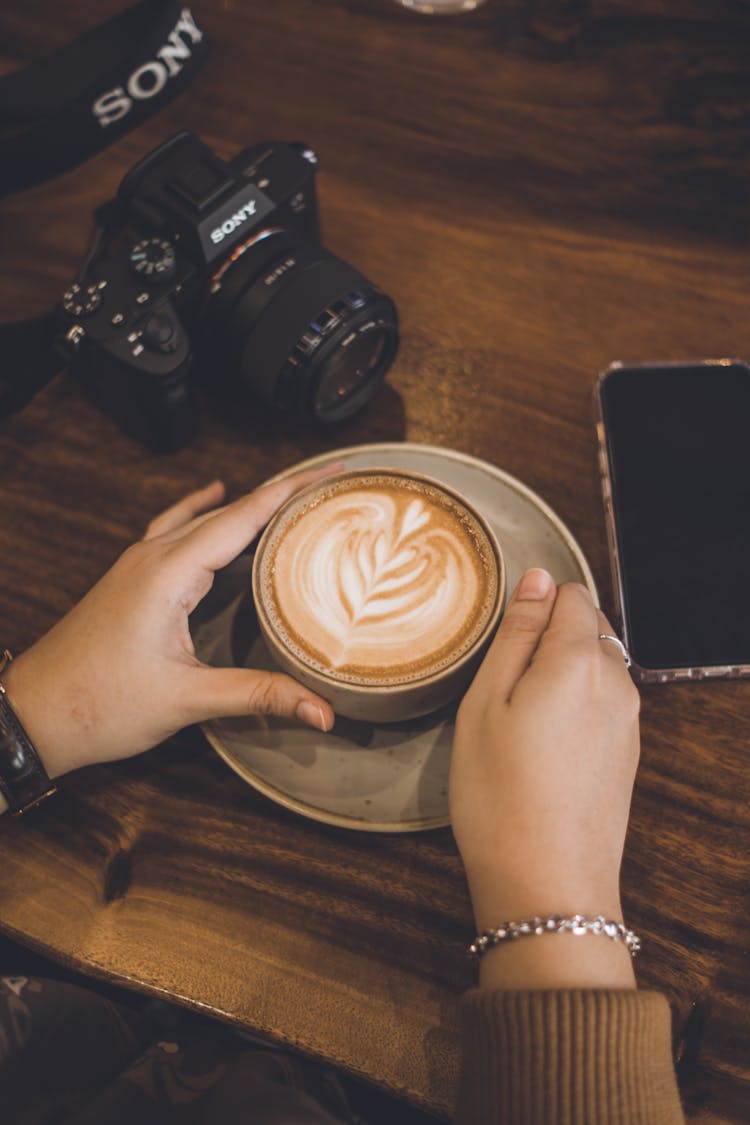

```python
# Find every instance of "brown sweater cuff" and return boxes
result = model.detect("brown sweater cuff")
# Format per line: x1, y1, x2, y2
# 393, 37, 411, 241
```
455, 989, 685, 1125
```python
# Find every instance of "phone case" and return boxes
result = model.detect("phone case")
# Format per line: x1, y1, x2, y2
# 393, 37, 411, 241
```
595, 358, 750, 684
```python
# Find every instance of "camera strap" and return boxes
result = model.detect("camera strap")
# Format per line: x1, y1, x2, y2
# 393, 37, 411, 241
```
0, 1, 210, 419
0, 314, 64, 416
0, 1, 210, 198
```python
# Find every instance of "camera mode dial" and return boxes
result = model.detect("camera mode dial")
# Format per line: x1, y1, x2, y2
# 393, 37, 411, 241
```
129, 238, 176, 281
62, 281, 106, 317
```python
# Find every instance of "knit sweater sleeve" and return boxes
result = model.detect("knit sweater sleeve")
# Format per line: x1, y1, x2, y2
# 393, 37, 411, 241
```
454, 989, 685, 1124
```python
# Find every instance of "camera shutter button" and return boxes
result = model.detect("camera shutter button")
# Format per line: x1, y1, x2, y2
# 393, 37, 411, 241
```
142, 313, 179, 353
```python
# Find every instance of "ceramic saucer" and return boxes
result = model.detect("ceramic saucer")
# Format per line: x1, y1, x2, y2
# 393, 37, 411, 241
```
191, 443, 597, 833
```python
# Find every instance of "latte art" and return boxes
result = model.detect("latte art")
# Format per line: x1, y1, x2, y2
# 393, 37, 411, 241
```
260, 474, 499, 684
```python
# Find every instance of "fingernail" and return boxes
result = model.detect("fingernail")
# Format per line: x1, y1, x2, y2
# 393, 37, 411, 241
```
515, 568, 554, 601
296, 701, 330, 732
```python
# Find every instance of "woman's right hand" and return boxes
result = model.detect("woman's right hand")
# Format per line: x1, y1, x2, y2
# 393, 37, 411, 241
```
449, 569, 641, 988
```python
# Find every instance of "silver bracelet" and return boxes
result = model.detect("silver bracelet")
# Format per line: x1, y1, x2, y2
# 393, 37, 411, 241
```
468, 914, 642, 959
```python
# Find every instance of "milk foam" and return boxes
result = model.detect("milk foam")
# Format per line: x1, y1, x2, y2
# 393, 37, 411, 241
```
262, 476, 498, 684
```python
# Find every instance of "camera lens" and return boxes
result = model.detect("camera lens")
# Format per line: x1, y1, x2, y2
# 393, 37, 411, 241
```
205, 230, 398, 420
313, 328, 388, 417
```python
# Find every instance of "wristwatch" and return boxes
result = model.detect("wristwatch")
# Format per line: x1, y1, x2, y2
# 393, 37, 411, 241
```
0, 650, 57, 815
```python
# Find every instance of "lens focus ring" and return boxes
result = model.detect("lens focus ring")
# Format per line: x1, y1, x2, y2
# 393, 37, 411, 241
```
204, 232, 398, 420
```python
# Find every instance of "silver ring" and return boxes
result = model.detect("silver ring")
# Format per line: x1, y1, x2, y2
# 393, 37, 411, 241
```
598, 633, 632, 668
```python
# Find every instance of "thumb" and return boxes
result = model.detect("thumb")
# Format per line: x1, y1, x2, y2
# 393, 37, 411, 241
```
470, 568, 557, 701
190, 667, 335, 732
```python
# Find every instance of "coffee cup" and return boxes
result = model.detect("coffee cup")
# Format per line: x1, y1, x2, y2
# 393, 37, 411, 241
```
252, 468, 506, 723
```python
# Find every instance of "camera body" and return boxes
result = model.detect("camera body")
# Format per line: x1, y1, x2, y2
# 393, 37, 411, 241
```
58, 132, 398, 450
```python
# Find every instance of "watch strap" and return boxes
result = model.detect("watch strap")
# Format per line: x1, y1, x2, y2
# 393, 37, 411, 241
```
0, 650, 57, 815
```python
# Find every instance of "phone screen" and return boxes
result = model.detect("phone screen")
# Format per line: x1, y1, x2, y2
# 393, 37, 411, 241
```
599, 360, 750, 672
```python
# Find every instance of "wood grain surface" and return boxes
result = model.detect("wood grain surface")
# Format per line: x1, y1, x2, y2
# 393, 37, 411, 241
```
1, 1, 749, 1119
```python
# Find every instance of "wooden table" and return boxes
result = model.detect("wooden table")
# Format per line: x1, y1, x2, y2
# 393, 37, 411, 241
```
1, 1, 749, 1119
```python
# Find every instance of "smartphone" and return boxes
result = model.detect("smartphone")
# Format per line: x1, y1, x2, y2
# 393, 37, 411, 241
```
596, 358, 750, 683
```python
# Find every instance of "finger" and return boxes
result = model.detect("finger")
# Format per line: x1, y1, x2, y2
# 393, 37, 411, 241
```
596, 607, 617, 637
154, 460, 344, 546
154, 501, 232, 544
178, 462, 344, 572
471, 568, 557, 701
595, 608, 631, 671
536, 582, 600, 657
189, 666, 335, 731
144, 481, 226, 540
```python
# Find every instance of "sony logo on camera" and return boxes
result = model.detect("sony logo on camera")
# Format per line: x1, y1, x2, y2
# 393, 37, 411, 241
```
197, 184, 274, 262
92, 8, 204, 128
210, 199, 258, 245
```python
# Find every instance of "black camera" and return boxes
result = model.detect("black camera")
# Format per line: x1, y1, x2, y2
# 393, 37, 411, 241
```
57, 132, 399, 450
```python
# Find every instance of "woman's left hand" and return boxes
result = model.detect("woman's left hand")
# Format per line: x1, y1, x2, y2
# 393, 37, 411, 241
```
2, 468, 339, 786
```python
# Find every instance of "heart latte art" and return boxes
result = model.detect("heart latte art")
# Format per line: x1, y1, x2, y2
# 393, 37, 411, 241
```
259, 474, 499, 684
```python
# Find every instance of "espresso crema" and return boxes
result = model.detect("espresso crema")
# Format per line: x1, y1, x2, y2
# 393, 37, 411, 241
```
259, 473, 499, 684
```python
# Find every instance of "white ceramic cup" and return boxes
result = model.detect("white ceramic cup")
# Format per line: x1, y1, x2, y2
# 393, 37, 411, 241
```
252, 468, 505, 724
